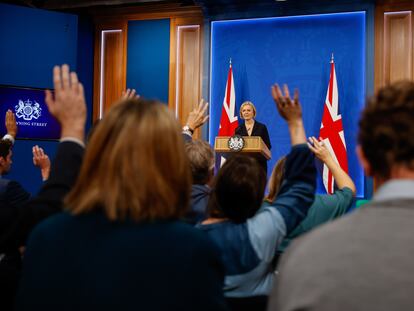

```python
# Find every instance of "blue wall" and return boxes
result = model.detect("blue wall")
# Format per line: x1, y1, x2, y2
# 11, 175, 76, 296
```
210, 12, 366, 197
126, 19, 170, 103
0, 4, 77, 89
76, 15, 95, 132
0, 3, 94, 195
204, 2, 375, 199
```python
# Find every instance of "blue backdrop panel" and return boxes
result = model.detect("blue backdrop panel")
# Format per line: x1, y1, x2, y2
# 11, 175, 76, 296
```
0, 3, 84, 195
210, 12, 365, 197
76, 15, 95, 133
0, 3, 78, 88
127, 19, 170, 103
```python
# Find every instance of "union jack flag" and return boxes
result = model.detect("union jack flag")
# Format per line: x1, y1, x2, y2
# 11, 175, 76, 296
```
319, 56, 348, 194
217, 60, 238, 167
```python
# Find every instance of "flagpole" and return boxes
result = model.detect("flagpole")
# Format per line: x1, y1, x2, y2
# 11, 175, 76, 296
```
331, 53, 334, 63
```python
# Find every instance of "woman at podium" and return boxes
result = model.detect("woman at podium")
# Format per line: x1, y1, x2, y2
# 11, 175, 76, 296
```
235, 101, 271, 173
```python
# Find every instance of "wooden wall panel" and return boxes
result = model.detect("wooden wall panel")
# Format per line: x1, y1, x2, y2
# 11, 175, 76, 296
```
93, 6, 203, 124
169, 18, 203, 139
102, 31, 124, 116
375, 1, 414, 90
93, 23, 127, 121
177, 26, 202, 136
374, 0, 414, 191
384, 12, 412, 83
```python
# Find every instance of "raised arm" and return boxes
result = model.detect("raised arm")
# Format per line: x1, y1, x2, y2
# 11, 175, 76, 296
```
32, 145, 51, 181
247, 85, 316, 261
267, 84, 315, 232
271, 84, 306, 146
182, 99, 209, 141
3, 109, 17, 143
0, 64, 86, 251
121, 88, 140, 100
45, 64, 86, 143
187, 99, 209, 131
308, 136, 356, 195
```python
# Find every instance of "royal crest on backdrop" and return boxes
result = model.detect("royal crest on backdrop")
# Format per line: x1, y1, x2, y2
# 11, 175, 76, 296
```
15, 99, 42, 121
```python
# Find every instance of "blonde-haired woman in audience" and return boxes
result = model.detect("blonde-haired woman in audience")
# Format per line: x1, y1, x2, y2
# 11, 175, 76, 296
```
16, 68, 227, 311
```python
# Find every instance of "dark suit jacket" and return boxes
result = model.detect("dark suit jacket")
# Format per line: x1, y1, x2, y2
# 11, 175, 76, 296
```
0, 141, 84, 252
235, 120, 271, 150
235, 121, 271, 174
0, 180, 30, 209
182, 132, 192, 143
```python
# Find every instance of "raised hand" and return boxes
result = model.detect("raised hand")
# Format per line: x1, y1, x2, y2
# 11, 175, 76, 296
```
32, 145, 51, 181
307, 136, 356, 194
5, 109, 17, 138
271, 83, 302, 123
45, 64, 86, 142
185, 99, 209, 131
271, 83, 305, 145
307, 136, 333, 164
121, 88, 140, 100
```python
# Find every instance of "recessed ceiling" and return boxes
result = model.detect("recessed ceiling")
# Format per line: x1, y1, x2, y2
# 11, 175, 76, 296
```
0, 0, 194, 10
0, 0, 375, 13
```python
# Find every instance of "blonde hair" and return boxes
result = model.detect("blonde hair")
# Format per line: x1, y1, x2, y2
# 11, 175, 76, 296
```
264, 156, 286, 203
239, 101, 257, 119
65, 98, 191, 221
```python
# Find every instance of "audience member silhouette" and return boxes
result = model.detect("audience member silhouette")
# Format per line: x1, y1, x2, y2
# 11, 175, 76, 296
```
185, 139, 214, 224
0, 110, 31, 208
0, 65, 86, 311
269, 81, 414, 311
16, 68, 227, 311
197, 84, 316, 310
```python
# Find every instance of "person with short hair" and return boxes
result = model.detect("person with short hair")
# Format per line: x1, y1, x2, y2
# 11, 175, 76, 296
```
185, 139, 214, 224
0, 137, 29, 311
17, 83, 228, 310
0, 136, 30, 209
0, 139, 13, 174
269, 80, 414, 311
0, 64, 86, 311
0, 110, 51, 205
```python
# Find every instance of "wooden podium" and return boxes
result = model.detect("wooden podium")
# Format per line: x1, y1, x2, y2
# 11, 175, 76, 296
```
214, 136, 271, 160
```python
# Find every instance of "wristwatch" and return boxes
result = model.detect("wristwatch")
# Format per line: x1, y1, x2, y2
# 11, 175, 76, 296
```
182, 125, 194, 134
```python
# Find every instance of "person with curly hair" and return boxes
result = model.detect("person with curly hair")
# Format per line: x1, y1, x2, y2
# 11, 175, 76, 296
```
269, 81, 414, 311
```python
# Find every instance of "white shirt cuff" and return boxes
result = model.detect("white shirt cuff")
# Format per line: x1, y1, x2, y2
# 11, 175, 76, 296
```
2, 134, 15, 145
